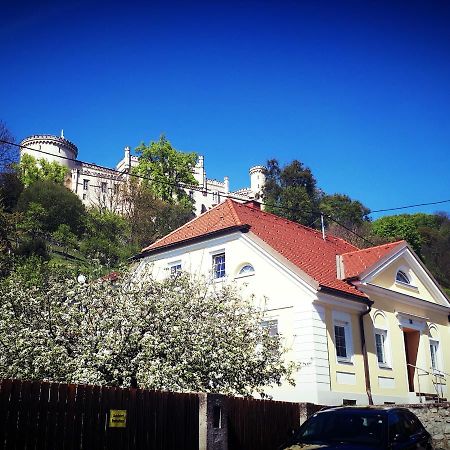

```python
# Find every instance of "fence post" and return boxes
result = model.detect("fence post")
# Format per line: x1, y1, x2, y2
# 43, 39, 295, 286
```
199, 393, 207, 450
198, 394, 228, 450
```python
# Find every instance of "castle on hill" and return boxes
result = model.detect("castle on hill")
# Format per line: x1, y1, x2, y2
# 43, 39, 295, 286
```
19, 132, 266, 216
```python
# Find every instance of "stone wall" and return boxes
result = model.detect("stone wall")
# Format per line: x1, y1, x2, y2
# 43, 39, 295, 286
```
401, 403, 450, 450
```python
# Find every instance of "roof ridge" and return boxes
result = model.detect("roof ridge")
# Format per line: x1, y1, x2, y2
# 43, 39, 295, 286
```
227, 199, 244, 225
340, 240, 405, 257
231, 200, 358, 246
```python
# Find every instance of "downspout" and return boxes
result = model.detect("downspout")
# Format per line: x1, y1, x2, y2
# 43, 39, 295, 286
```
359, 300, 374, 405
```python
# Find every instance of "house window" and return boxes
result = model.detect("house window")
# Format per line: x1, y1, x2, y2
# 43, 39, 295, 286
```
334, 324, 348, 359
83, 179, 89, 190
101, 182, 107, 193
170, 263, 182, 277
396, 270, 410, 284
430, 339, 440, 371
212, 253, 226, 279
261, 319, 278, 337
238, 264, 255, 276
375, 329, 389, 367
333, 315, 353, 363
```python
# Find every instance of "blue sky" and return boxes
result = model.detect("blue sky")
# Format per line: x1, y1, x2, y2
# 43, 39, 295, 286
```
2, 0, 449, 218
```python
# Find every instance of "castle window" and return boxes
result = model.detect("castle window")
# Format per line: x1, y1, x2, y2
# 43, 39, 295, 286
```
83, 179, 89, 190
396, 270, 410, 284
101, 182, 107, 193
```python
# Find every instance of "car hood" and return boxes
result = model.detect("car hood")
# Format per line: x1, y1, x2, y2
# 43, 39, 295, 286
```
284, 444, 378, 450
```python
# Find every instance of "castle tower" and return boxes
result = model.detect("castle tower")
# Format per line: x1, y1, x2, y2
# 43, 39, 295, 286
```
249, 165, 266, 199
19, 132, 79, 170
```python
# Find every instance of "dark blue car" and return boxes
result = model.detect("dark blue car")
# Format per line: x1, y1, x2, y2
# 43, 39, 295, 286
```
281, 406, 432, 449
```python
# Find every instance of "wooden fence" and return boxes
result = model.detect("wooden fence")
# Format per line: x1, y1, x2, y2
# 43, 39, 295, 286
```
0, 379, 199, 450
226, 396, 301, 450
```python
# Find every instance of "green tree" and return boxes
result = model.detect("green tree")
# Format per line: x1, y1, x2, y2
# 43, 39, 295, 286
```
0, 171, 23, 212
122, 180, 194, 250
134, 135, 198, 208
371, 213, 440, 255
18, 154, 69, 187
419, 213, 450, 294
0, 264, 294, 395
0, 121, 18, 172
320, 194, 371, 228
52, 224, 78, 254
80, 208, 132, 266
263, 159, 320, 225
16, 180, 86, 235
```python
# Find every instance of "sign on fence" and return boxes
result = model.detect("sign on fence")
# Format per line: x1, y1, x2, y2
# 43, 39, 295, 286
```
109, 409, 127, 428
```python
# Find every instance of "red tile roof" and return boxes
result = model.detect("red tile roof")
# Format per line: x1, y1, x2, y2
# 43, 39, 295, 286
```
142, 200, 378, 298
341, 241, 406, 280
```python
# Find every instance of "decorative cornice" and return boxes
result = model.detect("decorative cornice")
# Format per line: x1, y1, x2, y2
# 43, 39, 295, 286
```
20, 134, 78, 158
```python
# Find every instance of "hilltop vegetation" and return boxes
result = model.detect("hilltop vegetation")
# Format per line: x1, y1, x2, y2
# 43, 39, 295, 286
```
0, 128, 448, 294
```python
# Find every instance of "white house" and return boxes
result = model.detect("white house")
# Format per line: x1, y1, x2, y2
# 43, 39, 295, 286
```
19, 133, 266, 216
132, 199, 450, 406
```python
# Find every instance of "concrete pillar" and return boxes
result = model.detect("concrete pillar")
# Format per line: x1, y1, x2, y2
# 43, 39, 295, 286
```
199, 394, 228, 450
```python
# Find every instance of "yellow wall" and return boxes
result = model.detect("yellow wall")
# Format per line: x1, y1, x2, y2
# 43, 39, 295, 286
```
324, 306, 367, 395
372, 256, 435, 303
366, 292, 449, 398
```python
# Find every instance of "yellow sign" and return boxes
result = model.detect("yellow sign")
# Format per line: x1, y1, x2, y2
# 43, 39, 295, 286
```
109, 409, 127, 428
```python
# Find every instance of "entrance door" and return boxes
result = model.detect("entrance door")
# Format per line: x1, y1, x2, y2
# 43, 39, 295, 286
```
403, 329, 420, 392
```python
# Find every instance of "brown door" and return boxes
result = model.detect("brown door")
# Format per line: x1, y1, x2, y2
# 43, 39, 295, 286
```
403, 329, 420, 392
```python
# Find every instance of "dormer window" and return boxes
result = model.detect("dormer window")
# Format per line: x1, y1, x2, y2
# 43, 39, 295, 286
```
396, 270, 410, 284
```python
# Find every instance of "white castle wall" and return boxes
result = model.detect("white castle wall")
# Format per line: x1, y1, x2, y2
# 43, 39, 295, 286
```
19, 134, 266, 216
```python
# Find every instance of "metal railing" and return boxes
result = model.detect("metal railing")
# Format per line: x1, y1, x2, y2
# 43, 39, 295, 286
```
407, 363, 448, 402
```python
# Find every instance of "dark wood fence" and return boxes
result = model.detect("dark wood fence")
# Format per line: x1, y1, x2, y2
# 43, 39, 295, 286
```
0, 379, 199, 450
226, 396, 301, 450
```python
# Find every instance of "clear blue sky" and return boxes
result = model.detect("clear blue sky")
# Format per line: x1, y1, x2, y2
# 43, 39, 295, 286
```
2, 0, 449, 218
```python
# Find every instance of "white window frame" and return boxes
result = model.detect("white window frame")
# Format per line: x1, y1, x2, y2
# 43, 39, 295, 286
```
235, 263, 255, 279
261, 319, 278, 337
374, 328, 391, 368
333, 312, 354, 364
429, 339, 442, 373
212, 252, 226, 280
169, 261, 182, 277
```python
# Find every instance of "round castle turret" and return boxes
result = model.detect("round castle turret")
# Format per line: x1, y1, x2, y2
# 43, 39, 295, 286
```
249, 165, 266, 199
20, 132, 79, 170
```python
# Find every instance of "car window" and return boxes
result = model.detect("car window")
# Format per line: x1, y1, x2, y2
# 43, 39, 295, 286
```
403, 411, 424, 434
295, 411, 385, 447
389, 412, 406, 442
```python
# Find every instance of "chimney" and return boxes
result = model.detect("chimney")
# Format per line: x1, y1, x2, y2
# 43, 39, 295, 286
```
244, 200, 261, 210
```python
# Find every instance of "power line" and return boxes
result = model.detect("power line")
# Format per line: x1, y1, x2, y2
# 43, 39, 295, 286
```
370, 199, 450, 213
1, 138, 447, 246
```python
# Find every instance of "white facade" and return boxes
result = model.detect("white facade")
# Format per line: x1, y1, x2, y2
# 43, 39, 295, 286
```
19, 133, 265, 215
134, 229, 366, 404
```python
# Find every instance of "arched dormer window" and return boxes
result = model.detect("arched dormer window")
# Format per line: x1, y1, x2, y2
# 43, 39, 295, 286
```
238, 264, 255, 275
396, 270, 410, 284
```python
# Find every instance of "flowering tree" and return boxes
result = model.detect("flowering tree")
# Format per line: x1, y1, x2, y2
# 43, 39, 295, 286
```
0, 264, 294, 396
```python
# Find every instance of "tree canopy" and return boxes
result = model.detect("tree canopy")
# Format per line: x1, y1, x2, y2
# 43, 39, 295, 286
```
134, 135, 198, 209
18, 154, 69, 187
263, 159, 320, 225
0, 263, 294, 395
16, 180, 86, 235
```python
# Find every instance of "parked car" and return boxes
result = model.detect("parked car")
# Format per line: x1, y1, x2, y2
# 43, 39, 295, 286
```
280, 406, 433, 449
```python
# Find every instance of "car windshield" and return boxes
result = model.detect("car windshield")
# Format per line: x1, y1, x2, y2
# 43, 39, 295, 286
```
294, 411, 385, 447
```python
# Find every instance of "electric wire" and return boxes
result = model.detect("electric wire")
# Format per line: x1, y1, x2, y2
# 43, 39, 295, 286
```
1, 138, 448, 246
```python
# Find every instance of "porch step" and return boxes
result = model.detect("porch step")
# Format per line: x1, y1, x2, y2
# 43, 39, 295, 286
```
415, 392, 447, 402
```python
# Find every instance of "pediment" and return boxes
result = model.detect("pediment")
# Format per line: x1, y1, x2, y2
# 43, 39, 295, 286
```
359, 245, 449, 307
